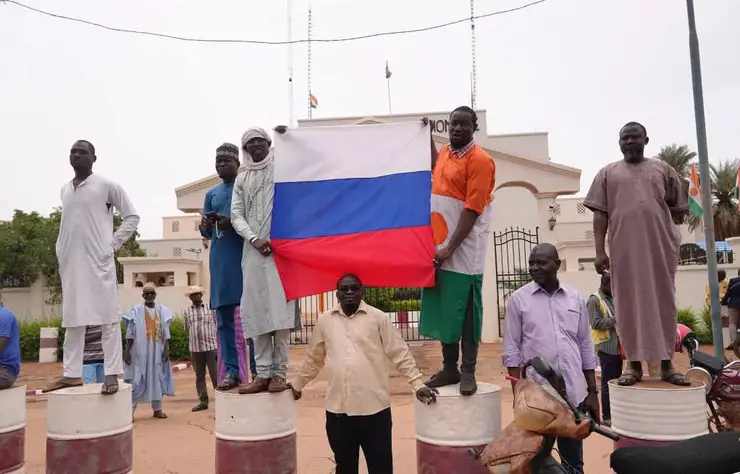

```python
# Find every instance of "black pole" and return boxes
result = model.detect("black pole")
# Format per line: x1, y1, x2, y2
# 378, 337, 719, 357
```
686, 0, 723, 358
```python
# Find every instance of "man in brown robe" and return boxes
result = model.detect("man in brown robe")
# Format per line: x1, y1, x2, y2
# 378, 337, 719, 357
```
584, 122, 690, 386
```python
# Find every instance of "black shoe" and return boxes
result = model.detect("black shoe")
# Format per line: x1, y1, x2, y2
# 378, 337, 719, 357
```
192, 402, 208, 412
217, 374, 240, 391
459, 372, 477, 396
425, 368, 461, 388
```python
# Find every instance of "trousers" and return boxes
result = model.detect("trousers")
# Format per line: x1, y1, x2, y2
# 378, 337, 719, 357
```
598, 351, 623, 421
192, 350, 218, 402
326, 408, 393, 474
63, 323, 123, 378
253, 329, 290, 379
441, 294, 478, 373
216, 305, 239, 379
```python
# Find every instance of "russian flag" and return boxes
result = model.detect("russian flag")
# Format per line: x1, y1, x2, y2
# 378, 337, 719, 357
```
271, 122, 436, 299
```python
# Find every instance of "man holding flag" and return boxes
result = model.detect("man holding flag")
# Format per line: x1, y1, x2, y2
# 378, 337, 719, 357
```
421, 106, 496, 396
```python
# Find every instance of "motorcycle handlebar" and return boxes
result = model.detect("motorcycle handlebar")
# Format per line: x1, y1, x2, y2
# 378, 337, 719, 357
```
591, 423, 620, 441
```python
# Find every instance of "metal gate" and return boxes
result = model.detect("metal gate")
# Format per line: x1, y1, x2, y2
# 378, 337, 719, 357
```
291, 287, 430, 345
492, 227, 539, 335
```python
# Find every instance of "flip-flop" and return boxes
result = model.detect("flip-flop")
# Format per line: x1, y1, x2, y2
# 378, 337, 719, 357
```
661, 371, 691, 386
42, 377, 83, 393
617, 369, 642, 386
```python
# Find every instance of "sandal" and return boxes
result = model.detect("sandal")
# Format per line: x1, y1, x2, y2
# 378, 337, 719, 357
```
661, 370, 691, 386
153, 410, 168, 419
101, 375, 119, 395
617, 369, 642, 386
42, 377, 83, 393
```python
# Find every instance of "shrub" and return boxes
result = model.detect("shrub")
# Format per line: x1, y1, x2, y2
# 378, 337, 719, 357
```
168, 317, 190, 360
364, 288, 394, 312
677, 308, 699, 331
389, 299, 421, 312
696, 305, 714, 344
19, 318, 65, 362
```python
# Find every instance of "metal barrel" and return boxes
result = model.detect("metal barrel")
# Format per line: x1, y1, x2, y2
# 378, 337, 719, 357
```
0, 385, 26, 474
215, 390, 297, 474
46, 383, 133, 474
415, 382, 501, 474
609, 379, 708, 449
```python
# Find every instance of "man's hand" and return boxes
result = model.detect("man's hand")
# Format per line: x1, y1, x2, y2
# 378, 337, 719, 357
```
595, 252, 610, 274
274, 125, 288, 135
251, 238, 272, 256
583, 391, 601, 423
123, 347, 132, 366
434, 246, 453, 267
216, 216, 232, 231
416, 386, 438, 405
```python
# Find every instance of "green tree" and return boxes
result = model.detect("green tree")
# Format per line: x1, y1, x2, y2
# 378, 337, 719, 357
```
113, 213, 146, 284
657, 144, 697, 178
708, 160, 740, 241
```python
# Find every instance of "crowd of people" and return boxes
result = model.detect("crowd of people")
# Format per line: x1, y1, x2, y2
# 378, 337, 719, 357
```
1, 107, 739, 474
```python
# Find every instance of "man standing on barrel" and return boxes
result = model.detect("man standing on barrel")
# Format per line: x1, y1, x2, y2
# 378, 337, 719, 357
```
420, 107, 496, 396
584, 122, 690, 386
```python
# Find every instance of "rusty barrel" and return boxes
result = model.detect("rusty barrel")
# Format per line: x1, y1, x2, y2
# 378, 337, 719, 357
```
46, 383, 133, 474
215, 389, 296, 474
415, 382, 501, 474
0, 385, 26, 474
610, 378, 708, 449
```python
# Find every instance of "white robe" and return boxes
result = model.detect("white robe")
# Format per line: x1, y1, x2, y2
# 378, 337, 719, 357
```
56, 174, 139, 327
231, 150, 296, 337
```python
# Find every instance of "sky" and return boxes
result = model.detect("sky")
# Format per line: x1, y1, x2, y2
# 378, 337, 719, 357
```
1, 0, 738, 239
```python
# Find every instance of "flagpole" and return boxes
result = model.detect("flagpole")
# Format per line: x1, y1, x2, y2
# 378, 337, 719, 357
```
687, 0, 723, 358
386, 75, 392, 115
286, 0, 294, 127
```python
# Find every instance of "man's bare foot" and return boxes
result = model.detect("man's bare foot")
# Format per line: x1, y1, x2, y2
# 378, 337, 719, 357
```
43, 377, 83, 393
101, 375, 119, 395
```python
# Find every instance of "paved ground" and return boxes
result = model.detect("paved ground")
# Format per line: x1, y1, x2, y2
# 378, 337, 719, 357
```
14, 342, 728, 473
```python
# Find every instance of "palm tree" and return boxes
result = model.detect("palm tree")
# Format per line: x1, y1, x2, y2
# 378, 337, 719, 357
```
708, 160, 740, 240
657, 144, 697, 178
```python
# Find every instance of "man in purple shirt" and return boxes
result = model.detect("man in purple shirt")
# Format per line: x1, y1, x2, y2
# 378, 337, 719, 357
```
503, 243, 599, 474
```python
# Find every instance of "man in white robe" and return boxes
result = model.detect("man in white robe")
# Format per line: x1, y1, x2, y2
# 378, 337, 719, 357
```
44, 140, 139, 394
232, 127, 296, 394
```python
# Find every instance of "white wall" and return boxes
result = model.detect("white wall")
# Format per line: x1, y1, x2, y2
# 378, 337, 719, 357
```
559, 264, 740, 313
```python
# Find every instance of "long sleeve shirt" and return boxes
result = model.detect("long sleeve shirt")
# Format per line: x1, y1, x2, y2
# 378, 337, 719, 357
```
503, 282, 598, 406
291, 301, 425, 416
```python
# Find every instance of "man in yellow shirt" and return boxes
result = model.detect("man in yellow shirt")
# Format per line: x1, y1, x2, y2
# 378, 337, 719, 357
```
290, 274, 437, 474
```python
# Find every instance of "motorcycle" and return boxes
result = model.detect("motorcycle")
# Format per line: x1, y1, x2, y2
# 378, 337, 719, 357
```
475, 356, 740, 474
677, 323, 740, 432
474, 357, 619, 473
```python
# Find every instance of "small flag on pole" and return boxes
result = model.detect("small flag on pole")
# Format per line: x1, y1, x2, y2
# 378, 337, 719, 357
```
385, 60, 392, 79
688, 163, 703, 218
309, 93, 318, 109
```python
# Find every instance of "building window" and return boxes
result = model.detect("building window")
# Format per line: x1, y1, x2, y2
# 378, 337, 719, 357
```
171, 220, 180, 233
578, 257, 596, 271
576, 201, 586, 214
173, 247, 182, 257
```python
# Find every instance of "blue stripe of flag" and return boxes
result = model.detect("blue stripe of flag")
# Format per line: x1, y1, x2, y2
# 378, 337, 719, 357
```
272, 171, 431, 239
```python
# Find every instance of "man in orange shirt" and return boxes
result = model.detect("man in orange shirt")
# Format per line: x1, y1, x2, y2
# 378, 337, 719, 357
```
421, 106, 496, 396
